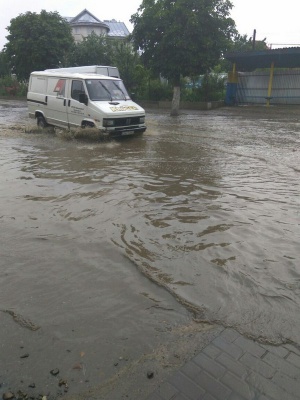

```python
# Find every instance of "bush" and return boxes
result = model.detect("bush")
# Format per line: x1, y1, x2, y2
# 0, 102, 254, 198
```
138, 78, 173, 101
137, 74, 226, 102
182, 73, 226, 102
0, 75, 28, 97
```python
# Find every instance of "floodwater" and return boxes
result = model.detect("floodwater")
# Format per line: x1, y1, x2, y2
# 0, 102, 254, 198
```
0, 100, 299, 396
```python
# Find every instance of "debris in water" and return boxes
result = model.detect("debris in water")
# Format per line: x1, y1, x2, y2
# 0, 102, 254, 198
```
50, 368, 59, 376
147, 371, 154, 379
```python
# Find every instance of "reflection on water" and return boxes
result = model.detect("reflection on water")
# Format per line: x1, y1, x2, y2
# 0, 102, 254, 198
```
1, 103, 300, 344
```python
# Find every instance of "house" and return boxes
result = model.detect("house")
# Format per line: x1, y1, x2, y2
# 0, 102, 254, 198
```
66, 9, 130, 43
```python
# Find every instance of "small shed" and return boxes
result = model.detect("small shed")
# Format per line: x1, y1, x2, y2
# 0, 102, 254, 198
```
224, 47, 300, 105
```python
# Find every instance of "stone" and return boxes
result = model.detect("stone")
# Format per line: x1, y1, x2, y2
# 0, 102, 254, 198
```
147, 371, 154, 379
2, 392, 15, 400
50, 368, 59, 376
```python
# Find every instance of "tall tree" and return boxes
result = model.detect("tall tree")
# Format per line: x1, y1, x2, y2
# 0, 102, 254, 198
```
229, 33, 269, 52
219, 33, 269, 72
68, 33, 113, 67
0, 51, 10, 77
110, 40, 148, 95
4, 10, 74, 80
130, 0, 236, 115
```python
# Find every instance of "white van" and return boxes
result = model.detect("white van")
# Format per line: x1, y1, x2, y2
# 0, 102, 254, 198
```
27, 66, 146, 137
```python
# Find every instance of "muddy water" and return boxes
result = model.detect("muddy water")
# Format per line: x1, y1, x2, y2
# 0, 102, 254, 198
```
0, 101, 299, 362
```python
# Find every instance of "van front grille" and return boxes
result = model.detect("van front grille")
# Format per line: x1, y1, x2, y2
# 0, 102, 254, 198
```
114, 117, 141, 126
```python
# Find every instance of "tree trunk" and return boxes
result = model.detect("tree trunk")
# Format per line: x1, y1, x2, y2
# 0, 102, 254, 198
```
171, 85, 180, 116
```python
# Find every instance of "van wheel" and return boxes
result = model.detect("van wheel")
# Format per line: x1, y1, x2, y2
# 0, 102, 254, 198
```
37, 116, 47, 128
82, 121, 95, 128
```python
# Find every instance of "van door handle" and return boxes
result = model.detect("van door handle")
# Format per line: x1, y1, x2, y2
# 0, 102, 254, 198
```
68, 100, 71, 107
63, 99, 66, 106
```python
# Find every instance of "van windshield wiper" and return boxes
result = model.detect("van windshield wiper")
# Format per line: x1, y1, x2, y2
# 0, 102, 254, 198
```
112, 81, 127, 101
98, 81, 113, 101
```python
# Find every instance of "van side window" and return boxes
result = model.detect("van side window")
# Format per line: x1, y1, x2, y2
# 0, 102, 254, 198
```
54, 79, 66, 97
71, 80, 85, 101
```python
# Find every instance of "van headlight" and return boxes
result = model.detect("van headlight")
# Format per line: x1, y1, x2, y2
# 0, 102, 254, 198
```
139, 116, 145, 124
103, 118, 115, 127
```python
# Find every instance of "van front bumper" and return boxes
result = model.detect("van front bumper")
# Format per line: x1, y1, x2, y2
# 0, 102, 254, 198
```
102, 125, 147, 137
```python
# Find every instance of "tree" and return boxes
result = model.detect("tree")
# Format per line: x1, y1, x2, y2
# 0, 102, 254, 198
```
130, 0, 236, 115
68, 33, 113, 67
229, 33, 269, 52
0, 51, 10, 77
4, 10, 74, 80
219, 33, 269, 72
110, 40, 148, 95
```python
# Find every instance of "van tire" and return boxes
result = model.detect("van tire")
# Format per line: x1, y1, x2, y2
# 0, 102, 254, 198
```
82, 121, 95, 128
37, 116, 47, 128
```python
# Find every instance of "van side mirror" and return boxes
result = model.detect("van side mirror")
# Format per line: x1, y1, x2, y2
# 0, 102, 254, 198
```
79, 93, 88, 105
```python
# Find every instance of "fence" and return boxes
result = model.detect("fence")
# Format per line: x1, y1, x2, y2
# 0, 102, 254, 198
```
236, 70, 300, 105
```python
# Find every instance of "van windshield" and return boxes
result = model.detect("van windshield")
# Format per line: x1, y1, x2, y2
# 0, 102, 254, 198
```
85, 79, 130, 101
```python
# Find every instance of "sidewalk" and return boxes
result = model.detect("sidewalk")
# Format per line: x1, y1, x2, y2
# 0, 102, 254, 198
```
147, 328, 300, 400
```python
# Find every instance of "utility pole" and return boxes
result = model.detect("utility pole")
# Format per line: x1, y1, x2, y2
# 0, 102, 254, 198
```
252, 29, 256, 50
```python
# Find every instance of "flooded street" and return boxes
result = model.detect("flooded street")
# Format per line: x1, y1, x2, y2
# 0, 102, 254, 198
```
0, 99, 299, 399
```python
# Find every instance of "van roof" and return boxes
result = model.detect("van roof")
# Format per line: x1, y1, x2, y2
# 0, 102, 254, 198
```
30, 71, 120, 80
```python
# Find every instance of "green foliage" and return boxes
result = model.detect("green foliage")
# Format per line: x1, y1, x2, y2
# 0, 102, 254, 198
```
182, 73, 226, 102
220, 33, 270, 72
67, 36, 149, 99
0, 51, 10, 77
67, 33, 113, 67
129, 64, 150, 99
17, 81, 29, 96
109, 40, 149, 95
228, 33, 269, 52
130, 0, 236, 85
0, 75, 28, 97
143, 78, 173, 101
4, 10, 74, 80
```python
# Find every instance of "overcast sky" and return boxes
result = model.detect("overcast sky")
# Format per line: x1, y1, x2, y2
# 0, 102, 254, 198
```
0, 0, 299, 51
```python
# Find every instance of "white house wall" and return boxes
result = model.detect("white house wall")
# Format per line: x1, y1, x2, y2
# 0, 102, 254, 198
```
72, 26, 108, 42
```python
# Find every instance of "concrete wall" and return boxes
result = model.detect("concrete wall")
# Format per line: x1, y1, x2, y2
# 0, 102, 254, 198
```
139, 100, 224, 110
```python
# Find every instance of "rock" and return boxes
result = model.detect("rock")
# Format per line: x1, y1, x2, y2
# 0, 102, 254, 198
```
2, 392, 15, 400
16, 390, 27, 399
58, 379, 68, 387
20, 353, 29, 359
28, 383, 36, 388
72, 363, 82, 370
147, 371, 154, 379
50, 368, 59, 376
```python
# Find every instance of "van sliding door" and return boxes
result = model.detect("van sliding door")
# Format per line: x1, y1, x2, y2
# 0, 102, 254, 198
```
46, 78, 70, 128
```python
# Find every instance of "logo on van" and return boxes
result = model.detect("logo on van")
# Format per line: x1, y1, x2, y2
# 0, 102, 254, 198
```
110, 106, 138, 112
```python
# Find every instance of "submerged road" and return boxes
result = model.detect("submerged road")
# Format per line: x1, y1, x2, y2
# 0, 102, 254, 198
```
0, 100, 299, 399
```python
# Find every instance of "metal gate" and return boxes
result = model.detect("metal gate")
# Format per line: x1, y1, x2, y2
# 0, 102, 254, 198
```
236, 70, 300, 105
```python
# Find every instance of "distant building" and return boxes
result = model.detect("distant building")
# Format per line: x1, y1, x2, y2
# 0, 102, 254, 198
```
65, 9, 130, 43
